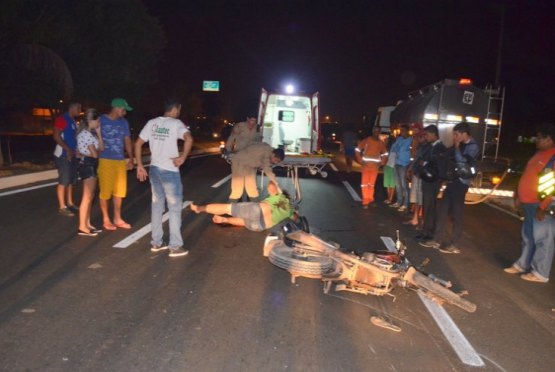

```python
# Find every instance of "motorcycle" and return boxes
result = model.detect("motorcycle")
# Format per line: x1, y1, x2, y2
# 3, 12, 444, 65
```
263, 226, 477, 313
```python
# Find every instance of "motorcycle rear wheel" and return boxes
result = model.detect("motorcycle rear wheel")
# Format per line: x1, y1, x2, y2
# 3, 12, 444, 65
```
410, 271, 477, 313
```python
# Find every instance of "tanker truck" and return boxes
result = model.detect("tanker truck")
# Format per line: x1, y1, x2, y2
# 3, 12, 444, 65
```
386, 78, 508, 189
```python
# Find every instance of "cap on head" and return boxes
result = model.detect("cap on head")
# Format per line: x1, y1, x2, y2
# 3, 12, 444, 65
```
111, 98, 133, 111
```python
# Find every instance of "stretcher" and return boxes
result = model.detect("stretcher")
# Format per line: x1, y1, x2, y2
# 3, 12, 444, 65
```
263, 153, 333, 203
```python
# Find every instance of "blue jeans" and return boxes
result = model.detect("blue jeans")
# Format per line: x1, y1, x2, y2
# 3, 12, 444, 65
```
515, 203, 555, 281
394, 164, 409, 208
149, 166, 183, 249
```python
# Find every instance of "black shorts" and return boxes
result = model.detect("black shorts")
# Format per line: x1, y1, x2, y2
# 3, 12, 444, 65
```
79, 157, 98, 180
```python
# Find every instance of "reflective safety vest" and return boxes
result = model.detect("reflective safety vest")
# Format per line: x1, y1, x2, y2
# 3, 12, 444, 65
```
538, 170, 555, 200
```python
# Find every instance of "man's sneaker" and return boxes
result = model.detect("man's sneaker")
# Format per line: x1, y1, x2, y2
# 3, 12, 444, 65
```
520, 272, 548, 283
439, 244, 460, 254
419, 239, 440, 249
58, 207, 74, 217
397, 205, 407, 212
169, 247, 189, 257
67, 204, 79, 214
151, 244, 169, 252
389, 203, 400, 208
362, 204, 369, 209
504, 265, 524, 274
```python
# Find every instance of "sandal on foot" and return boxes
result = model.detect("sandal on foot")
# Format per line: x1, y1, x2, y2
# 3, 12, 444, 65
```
103, 223, 117, 231
114, 221, 131, 229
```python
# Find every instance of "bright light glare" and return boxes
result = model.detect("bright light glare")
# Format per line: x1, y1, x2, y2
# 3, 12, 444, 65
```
285, 84, 295, 94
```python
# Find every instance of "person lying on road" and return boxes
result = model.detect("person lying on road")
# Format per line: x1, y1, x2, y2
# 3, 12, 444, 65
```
191, 182, 293, 231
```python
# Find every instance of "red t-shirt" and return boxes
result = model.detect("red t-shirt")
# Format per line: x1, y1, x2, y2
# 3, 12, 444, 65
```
518, 148, 555, 208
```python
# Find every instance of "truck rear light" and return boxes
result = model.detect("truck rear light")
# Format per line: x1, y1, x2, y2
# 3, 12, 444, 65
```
459, 78, 472, 85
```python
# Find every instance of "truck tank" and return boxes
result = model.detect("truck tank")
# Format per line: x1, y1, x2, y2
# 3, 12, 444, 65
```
390, 79, 489, 148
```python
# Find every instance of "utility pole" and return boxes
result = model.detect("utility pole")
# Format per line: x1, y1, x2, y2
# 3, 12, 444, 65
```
495, 4, 505, 87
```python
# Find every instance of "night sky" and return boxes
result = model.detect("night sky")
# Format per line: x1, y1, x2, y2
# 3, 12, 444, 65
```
143, 0, 555, 137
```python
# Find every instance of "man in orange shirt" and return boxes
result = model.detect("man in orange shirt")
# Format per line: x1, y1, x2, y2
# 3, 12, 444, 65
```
504, 123, 555, 283
355, 126, 387, 208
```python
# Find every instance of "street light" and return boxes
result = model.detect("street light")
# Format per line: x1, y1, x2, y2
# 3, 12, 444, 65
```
285, 84, 295, 94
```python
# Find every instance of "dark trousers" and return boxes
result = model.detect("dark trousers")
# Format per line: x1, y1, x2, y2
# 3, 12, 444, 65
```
422, 180, 441, 237
434, 180, 469, 246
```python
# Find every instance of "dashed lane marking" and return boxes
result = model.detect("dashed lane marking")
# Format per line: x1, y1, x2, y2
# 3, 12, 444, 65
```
211, 174, 231, 188
342, 181, 361, 202
113, 201, 192, 249
418, 292, 484, 367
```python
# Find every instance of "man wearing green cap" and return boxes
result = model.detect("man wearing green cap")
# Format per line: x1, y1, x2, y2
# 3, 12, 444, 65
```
98, 98, 135, 230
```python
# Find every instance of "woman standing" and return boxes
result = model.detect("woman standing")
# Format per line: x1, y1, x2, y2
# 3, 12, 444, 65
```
77, 109, 104, 236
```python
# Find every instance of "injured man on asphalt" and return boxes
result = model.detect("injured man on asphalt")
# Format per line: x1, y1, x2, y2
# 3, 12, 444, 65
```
190, 182, 294, 231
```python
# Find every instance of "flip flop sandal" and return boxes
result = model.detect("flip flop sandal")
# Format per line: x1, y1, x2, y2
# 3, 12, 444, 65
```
370, 316, 401, 332
114, 222, 131, 229
103, 223, 117, 231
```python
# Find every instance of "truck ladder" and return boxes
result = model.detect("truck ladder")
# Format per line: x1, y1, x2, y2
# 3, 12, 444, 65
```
482, 85, 505, 161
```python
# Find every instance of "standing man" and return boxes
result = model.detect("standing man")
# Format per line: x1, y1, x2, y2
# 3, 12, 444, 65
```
229, 143, 284, 202
420, 122, 479, 254
98, 98, 134, 230
53, 101, 81, 216
225, 114, 262, 153
417, 125, 446, 241
135, 99, 193, 257
504, 123, 555, 283
389, 125, 412, 212
355, 126, 387, 208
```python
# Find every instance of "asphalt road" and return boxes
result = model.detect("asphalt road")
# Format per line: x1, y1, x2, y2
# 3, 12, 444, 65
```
0, 153, 554, 372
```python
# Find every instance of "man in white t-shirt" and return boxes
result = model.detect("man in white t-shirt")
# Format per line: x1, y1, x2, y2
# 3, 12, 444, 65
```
135, 99, 194, 258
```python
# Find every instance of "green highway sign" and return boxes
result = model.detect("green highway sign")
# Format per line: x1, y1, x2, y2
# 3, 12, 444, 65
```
203, 80, 220, 92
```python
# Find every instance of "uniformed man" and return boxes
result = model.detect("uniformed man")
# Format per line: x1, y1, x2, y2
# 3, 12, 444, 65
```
225, 115, 262, 153
355, 126, 387, 208
229, 143, 284, 202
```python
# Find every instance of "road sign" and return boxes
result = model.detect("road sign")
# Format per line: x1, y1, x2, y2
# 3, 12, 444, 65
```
203, 80, 220, 92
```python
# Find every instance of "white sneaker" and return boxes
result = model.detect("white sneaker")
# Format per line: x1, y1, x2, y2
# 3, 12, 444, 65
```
151, 245, 168, 252
169, 247, 189, 257
397, 205, 407, 212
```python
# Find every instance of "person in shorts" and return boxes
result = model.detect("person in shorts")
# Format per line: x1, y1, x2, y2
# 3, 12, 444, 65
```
191, 182, 293, 231
52, 101, 81, 216
76, 109, 104, 236
98, 98, 134, 230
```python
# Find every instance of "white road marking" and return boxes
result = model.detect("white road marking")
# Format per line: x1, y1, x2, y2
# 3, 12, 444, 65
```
0, 182, 58, 197
211, 174, 231, 188
418, 292, 484, 367
0, 151, 220, 196
113, 201, 192, 249
329, 163, 338, 172
342, 181, 361, 202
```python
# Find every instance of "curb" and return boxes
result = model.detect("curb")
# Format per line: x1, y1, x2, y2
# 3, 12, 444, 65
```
0, 147, 221, 191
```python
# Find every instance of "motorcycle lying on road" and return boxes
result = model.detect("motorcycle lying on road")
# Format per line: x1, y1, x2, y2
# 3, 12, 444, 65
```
263, 225, 477, 313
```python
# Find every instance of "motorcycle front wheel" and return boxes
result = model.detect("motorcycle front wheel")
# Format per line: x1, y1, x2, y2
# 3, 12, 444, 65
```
268, 244, 334, 277
410, 270, 477, 313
